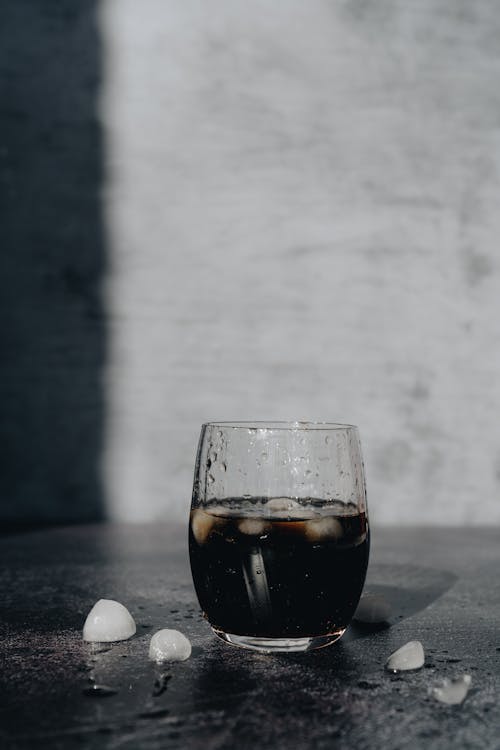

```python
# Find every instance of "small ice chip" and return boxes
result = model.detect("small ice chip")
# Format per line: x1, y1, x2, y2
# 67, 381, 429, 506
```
191, 508, 219, 544
265, 498, 301, 512
83, 599, 136, 643
385, 641, 424, 672
264, 498, 317, 520
353, 594, 391, 624
149, 629, 192, 662
209, 505, 232, 517
432, 674, 471, 705
284, 507, 318, 520
238, 518, 270, 536
304, 516, 343, 542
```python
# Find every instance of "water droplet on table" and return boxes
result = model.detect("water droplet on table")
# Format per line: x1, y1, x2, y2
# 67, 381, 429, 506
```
83, 684, 118, 698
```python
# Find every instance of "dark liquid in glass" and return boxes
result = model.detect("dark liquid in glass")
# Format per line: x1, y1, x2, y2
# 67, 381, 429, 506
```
189, 500, 369, 638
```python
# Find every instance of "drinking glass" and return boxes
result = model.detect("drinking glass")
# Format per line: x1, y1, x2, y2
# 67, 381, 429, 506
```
189, 421, 369, 653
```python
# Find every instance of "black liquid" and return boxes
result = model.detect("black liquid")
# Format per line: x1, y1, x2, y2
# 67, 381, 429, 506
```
189, 501, 369, 638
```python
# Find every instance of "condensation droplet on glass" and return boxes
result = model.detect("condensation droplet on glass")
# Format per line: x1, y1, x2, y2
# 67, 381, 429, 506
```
217, 430, 223, 438
305, 469, 312, 476
207, 473, 215, 484
325, 435, 331, 445
220, 462, 227, 472
261, 452, 268, 462
209, 451, 217, 462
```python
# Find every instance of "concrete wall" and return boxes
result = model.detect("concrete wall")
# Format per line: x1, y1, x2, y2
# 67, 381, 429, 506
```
100, 0, 500, 525
2, 1, 499, 528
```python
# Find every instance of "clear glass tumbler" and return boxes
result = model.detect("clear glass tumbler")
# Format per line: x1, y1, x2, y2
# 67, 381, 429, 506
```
189, 421, 369, 653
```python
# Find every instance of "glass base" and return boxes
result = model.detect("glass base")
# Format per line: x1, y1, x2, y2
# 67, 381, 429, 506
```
212, 628, 346, 653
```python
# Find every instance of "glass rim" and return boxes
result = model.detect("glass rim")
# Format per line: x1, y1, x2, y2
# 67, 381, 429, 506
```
202, 421, 358, 432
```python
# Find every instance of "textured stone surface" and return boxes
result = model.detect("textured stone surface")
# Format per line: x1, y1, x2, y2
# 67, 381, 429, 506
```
0, 524, 498, 748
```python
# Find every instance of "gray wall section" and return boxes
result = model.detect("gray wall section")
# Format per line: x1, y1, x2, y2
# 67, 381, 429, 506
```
1, 2, 500, 526
0, 2, 105, 526
101, 0, 500, 524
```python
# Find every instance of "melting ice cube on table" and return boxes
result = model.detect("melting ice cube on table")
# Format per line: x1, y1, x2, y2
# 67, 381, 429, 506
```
149, 629, 192, 662
83, 599, 136, 642
432, 674, 471, 705
385, 641, 425, 672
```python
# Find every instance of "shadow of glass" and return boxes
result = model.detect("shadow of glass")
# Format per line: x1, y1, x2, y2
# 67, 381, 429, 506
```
343, 563, 458, 642
185, 638, 365, 746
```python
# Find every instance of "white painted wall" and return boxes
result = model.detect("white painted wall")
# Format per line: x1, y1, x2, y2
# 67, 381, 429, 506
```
99, 0, 500, 525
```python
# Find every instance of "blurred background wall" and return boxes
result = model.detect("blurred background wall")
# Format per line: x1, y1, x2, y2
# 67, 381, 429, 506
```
1, 0, 500, 528
1, 1, 105, 528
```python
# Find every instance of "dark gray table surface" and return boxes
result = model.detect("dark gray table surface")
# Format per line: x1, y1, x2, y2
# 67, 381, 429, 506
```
0, 524, 499, 749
